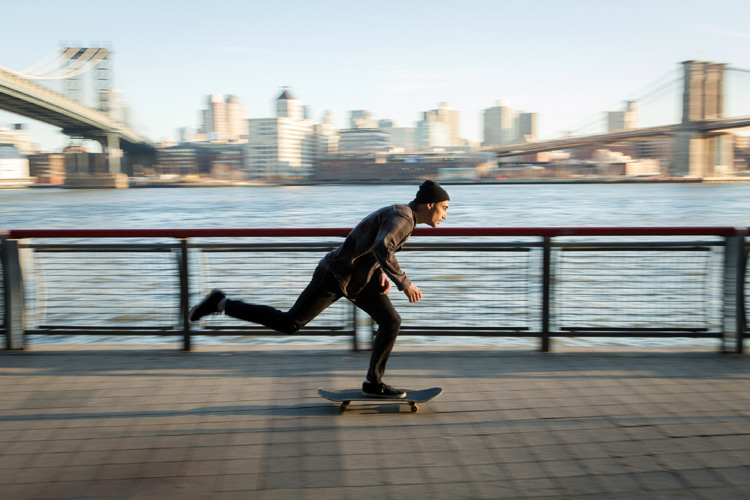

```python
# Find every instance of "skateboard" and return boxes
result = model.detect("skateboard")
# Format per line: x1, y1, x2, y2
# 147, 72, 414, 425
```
317, 387, 442, 413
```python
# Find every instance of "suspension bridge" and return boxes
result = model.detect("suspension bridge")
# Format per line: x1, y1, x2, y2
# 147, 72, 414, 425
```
0, 46, 154, 178
0, 49, 748, 179
483, 61, 750, 177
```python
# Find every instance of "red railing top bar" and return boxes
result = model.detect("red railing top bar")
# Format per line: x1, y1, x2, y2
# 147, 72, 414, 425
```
2, 226, 742, 239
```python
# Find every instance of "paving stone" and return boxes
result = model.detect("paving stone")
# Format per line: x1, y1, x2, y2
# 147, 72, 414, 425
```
0, 347, 748, 498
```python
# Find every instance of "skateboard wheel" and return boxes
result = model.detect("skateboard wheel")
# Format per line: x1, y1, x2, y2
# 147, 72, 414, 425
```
410, 403, 418, 413
339, 402, 350, 411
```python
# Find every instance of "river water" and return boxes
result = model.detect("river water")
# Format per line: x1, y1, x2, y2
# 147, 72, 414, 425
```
2, 182, 750, 229
2, 182, 748, 348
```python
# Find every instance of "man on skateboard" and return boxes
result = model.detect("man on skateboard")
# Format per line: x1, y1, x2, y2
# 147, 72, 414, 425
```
189, 180, 450, 399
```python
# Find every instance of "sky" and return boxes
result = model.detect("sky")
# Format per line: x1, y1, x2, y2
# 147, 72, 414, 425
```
1, 0, 749, 152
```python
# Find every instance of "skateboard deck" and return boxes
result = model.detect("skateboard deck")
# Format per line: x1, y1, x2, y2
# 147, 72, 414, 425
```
317, 387, 442, 413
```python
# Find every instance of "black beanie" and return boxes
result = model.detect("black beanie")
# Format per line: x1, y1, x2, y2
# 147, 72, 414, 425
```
413, 180, 450, 204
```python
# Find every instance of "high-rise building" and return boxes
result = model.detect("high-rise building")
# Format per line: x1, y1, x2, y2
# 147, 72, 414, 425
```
518, 112, 538, 142
384, 127, 417, 151
277, 89, 304, 121
243, 89, 314, 179
350, 110, 376, 129
313, 122, 339, 160
424, 102, 461, 147
416, 121, 450, 150
200, 94, 246, 142
483, 101, 518, 147
607, 101, 638, 132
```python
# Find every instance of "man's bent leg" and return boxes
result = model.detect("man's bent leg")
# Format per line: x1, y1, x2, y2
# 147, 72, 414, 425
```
224, 267, 342, 334
355, 282, 401, 385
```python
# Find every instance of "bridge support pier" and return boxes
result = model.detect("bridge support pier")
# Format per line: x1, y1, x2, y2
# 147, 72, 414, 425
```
105, 133, 122, 174
62, 133, 129, 188
673, 130, 734, 177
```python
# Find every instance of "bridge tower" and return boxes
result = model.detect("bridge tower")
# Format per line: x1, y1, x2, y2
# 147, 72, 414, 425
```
672, 61, 734, 177
58, 46, 125, 178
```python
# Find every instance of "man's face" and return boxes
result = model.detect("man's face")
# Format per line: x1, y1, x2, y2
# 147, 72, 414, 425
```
426, 201, 449, 227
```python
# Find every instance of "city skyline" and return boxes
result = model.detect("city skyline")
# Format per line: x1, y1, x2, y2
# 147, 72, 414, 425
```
1, 0, 749, 152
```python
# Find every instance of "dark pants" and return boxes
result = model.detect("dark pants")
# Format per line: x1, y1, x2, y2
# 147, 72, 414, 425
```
224, 266, 401, 384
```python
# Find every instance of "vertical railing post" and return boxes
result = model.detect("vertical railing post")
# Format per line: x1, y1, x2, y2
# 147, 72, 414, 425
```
179, 238, 191, 352
541, 236, 551, 352
741, 240, 747, 354
2, 239, 27, 350
722, 234, 743, 354
740, 237, 748, 353
352, 303, 359, 352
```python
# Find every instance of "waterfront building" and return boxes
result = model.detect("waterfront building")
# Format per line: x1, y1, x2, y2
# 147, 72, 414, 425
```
337, 128, 391, 153
313, 122, 339, 160
0, 144, 30, 186
209, 147, 244, 179
28, 153, 65, 184
200, 94, 246, 142
156, 143, 245, 178
384, 127, 417, 151
424, 102, 461, 147
416, 120, 450, 150
155, 145, 201, 176
315, 149, 485, 182
0, 124, 34, 155
243, 89, 314, 179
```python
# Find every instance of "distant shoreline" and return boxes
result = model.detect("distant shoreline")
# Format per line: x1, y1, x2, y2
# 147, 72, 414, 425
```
7, 175, 750, 190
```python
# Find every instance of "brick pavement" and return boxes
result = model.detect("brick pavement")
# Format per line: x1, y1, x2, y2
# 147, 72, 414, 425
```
0, 344, 748, 499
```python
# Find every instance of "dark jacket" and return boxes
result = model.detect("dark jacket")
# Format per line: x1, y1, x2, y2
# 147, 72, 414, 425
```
319, 202, 416, 299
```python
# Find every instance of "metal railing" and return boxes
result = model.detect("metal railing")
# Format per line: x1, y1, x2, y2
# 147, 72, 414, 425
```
1, 227, 747, 353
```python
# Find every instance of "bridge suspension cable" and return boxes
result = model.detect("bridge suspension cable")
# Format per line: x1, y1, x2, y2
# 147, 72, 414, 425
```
19, 49, 63, 75
554, 67, 680, 138
0, 47, 110, 81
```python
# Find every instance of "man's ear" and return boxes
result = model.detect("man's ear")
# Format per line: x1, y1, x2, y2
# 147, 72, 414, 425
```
426, 203, 434, 210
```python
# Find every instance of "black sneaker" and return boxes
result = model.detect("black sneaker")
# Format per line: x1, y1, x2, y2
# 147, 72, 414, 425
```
362, 381, 406, 399
188, 289, 226, 322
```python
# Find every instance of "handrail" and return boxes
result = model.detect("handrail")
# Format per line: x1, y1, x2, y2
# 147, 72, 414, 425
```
5, 226, 740, 239
2, 226, 746, 353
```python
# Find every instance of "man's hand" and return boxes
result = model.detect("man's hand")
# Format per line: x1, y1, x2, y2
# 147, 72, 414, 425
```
378, 273, 391, 295
404, 283, 422, 303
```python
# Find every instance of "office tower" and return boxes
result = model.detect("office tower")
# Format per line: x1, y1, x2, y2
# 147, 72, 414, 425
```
276, 89, 304, 120
337, 128, 391, 153
201, 94, 246, 142
518, 112, 538, 142
385, 127, 417, 151
243, 89, 314, 179
416, 120, 450, 150
321, 110, 335, 126
226, 95, 246, 140
350, 110, 376, 129
607, 101, 638, 132
483, 101, 518, 147
313, 121, 339, 160
424, 102, 461, 147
